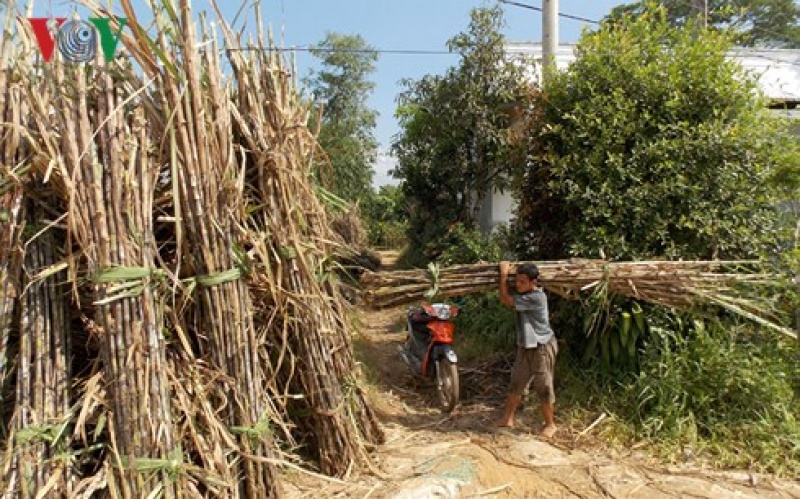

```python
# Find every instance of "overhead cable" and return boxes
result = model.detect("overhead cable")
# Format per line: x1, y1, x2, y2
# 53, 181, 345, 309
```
498, 0, 600, 24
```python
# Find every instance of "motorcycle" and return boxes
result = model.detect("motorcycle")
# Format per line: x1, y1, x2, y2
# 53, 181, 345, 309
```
399, 302, 461, 412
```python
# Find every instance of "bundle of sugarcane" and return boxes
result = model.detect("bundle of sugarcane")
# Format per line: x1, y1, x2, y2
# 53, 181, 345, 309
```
219, 12, 385, 475
0, 0, 384, 496
1, 7, 78, 495
8, 202, 75, 497
7, 25, 183, 496
362, 259, 795, 338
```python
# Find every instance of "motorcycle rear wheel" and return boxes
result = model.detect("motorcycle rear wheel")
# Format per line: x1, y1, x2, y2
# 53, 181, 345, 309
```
435, 359, 459, 413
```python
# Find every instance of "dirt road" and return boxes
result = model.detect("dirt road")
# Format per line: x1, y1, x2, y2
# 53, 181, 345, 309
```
284, 253, 800, 498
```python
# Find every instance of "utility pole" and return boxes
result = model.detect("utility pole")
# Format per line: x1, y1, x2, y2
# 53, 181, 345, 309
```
692, 0, 708, 28
542, 0, 558, 83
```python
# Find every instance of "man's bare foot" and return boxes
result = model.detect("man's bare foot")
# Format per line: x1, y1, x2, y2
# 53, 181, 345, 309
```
494, 418, 515, 428
540, 424, 557, 438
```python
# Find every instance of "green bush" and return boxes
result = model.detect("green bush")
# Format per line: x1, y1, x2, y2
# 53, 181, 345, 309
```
436, 223, 502, 266
367, 220, 407, 249
618, 318, 800, 474
542, 309, 800, 476
453, 292, 516, 360
362, 185, 409, 249
400, 222, 504, 268
515, 3, 798, 262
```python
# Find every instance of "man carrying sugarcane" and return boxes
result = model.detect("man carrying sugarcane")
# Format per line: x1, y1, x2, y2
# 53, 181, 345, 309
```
495, 261, 558, 438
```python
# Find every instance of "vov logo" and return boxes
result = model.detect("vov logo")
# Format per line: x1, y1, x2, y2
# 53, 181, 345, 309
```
28, 17, 127, 63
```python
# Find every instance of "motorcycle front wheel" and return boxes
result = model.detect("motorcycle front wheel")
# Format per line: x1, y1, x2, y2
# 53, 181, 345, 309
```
434, 359, 459, 413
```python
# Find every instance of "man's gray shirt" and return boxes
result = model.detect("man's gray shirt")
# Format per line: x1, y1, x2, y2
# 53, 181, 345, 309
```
512, 288, 554, 349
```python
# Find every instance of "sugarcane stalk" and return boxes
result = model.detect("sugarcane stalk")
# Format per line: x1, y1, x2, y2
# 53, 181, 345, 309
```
6, 200, 74, 498
0, 16, 27, 404
361, 260, 792, 337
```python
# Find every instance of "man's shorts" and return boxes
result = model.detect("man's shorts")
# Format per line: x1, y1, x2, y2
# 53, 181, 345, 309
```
508, 337, 558, 403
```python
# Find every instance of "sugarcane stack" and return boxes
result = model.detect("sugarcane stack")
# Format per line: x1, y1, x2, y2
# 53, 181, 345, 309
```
362, 259, 795, 338
0, 1, 383, 497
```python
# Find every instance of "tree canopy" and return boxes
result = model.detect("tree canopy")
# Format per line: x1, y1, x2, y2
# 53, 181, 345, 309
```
514, 4, 799, 261
306, 33, 379, 202
392, 6, 534, 263
607, 0, 800, 48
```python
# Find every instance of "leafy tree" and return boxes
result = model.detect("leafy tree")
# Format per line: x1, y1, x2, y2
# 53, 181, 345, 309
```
392, 6, 535, 264
361, 184, 408, 248
608, 0, 800, 48
509, 6, 800, 469
307, 33, 379, 202
515, 4, 799, 262
362, 184, 405, 223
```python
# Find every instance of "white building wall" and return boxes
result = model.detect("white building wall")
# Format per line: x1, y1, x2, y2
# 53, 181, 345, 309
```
478, 187, 517, 234
491, 188, 516, 228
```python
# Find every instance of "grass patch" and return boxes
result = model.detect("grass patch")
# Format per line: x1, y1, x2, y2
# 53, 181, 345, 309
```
453, 292, 516, 362
615, 321, 800, 476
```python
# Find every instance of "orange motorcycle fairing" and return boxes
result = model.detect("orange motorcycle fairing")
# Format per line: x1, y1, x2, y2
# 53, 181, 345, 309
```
427, 321, 454, 343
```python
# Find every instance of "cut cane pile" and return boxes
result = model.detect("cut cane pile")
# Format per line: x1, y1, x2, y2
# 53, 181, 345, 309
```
0, 1, 382, 496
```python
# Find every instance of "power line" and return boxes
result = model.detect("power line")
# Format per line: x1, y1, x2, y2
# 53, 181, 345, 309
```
498, 0, 600, 25
225, 45, 800, 67
226, 46, 458, 56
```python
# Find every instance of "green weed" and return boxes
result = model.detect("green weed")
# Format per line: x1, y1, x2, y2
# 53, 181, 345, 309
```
453, 292, 516, 361
610, 318, 799, 476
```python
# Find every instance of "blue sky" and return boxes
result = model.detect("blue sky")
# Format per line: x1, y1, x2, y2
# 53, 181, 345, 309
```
9, 0, 627, 185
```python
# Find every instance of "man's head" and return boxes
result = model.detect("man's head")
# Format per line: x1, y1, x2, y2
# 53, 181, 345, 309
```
514, 263, 539, 293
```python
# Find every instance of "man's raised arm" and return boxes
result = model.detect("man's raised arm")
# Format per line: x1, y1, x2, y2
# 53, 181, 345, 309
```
499, 261, 514, 308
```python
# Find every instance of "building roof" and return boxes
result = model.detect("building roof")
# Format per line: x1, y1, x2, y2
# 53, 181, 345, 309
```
505, 43, 800, 104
